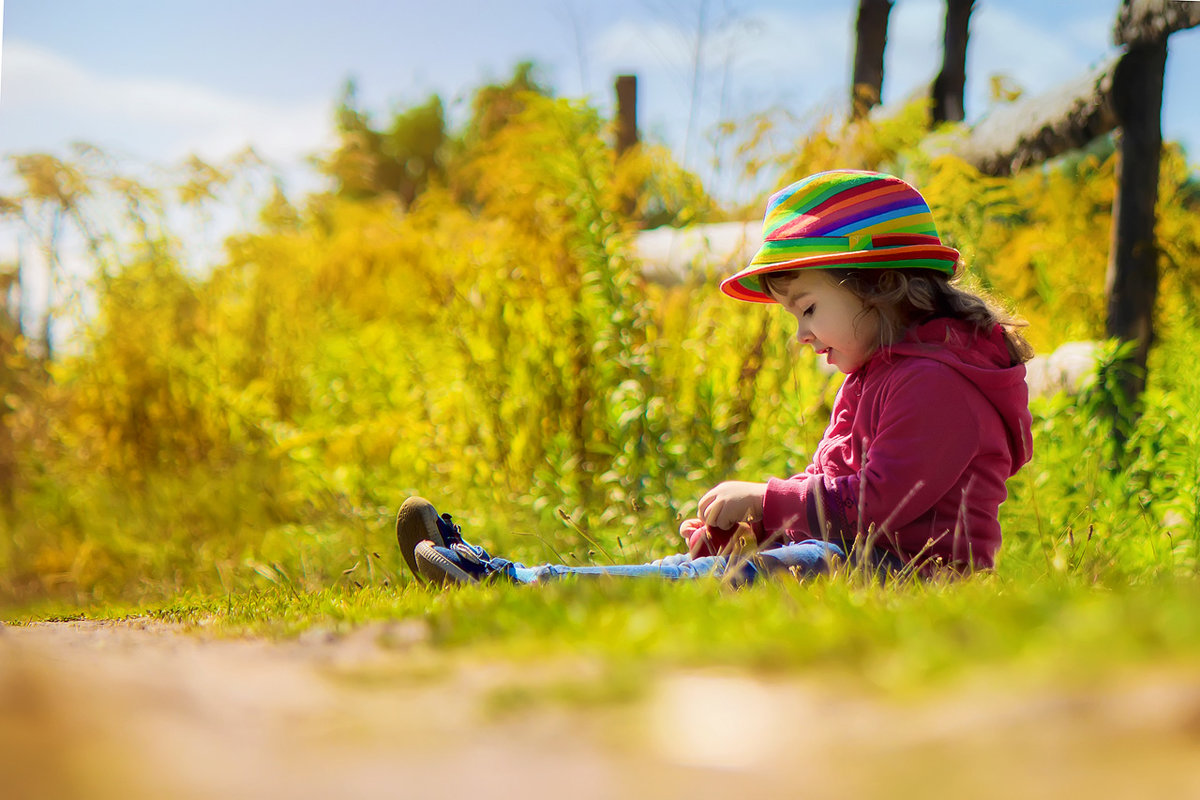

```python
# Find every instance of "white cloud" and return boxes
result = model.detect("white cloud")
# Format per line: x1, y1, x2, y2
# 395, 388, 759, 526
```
1, 40, 334, 166
883, 0, 944, 102
591, 7, 848, 95
587, 6, 849, 192
969, 5, 1096, 97
593, 9, 847, 77
881, 1, 1113, 122
588, 5, 850, 147
1065, 14, 1115, 55
592, 18, 695, 81
726, 8, 850, 87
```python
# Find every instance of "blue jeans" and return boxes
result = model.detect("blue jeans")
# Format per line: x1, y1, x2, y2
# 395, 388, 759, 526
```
492, 539, 901, 586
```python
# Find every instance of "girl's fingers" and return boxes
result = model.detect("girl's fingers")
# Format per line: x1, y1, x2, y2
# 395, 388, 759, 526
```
697, 485, 720, 520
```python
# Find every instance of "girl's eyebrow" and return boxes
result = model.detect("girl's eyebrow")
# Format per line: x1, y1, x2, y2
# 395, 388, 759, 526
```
783, 289, 812, 306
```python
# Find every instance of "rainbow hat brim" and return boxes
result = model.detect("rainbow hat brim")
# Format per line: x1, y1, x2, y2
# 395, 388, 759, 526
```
720, 235, 960, 303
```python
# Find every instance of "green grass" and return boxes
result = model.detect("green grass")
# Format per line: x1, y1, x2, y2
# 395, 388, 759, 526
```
5, 327, 1200, 700
9, 564, 1200, 700
5, 115, 1200, 708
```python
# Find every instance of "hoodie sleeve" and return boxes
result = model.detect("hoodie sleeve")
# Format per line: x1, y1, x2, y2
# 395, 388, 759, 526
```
761, 360, 984, 545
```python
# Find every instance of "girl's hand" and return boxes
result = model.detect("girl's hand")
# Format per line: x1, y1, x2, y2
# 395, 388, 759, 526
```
679, 517, 705, 558
679, 517, 704, 541
698, 481, 767, 530
679, 517, 738, 558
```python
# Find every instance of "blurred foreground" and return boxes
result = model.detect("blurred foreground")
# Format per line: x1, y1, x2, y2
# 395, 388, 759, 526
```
4, 619, 1200, 800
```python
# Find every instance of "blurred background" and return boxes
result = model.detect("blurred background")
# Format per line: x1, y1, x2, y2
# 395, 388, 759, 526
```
2, 0, 1199, 605
6, 1, 1200, 195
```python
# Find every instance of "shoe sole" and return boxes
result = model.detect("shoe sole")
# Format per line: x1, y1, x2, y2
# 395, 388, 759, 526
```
414, 540, 477, 585
396, 497, 447, 582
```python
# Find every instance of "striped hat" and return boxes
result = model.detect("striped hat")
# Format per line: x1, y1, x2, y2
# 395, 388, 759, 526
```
721, 170, 960, 303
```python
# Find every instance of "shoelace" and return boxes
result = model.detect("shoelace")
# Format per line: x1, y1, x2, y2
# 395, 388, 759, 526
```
437, 513, 492, 563
450, 541, 489, 567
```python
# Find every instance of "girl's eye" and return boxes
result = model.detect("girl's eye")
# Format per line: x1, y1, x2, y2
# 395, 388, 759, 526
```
802, 305, 815, 317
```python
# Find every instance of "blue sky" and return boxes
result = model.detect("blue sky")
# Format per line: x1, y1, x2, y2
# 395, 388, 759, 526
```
3, 0, 1198, 347
3, 0, 1199, 202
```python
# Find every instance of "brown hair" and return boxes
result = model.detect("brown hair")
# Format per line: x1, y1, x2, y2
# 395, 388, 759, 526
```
760, 267, 1034, 365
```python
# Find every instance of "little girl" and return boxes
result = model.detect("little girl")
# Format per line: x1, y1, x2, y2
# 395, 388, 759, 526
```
397, 169, 1033, 586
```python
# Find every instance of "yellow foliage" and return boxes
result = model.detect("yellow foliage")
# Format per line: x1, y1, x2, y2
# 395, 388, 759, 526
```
5, 89, 1200, 601
914, 152, 1117, 352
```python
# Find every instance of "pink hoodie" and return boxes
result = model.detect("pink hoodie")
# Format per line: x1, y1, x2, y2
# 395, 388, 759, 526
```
760, 318, 1033, 570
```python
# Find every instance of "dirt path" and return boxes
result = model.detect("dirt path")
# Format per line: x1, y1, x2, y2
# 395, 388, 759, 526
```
3, 619, 1200, 800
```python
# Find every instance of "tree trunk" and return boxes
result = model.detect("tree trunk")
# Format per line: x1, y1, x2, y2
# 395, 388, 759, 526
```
851, 0, 894, 119
932, 0, 975, 124
1104, 38, 1167, 410
1115, 0, 1200, 45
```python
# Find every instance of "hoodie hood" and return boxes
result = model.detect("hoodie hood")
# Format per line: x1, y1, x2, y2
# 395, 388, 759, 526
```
877, 317, 1033, 473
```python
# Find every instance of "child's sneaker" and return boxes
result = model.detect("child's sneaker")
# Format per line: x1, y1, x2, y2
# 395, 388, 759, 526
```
413, 540, 512, 585
396, 496, 493, 583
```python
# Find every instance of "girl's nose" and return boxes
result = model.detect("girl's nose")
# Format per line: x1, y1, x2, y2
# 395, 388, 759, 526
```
796, 327, 813, 344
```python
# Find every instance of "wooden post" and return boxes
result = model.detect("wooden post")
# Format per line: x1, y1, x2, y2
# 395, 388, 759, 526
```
615, 75, 638, 156
1105, 38, 1167, 410
932, 0, 975, 123
852, 0, 894, 118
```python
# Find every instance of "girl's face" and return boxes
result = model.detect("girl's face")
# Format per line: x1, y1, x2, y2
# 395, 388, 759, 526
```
773, 269, 880, 374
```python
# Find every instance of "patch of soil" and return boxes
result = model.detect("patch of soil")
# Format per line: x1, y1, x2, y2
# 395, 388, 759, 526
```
2, 619, 1199, 800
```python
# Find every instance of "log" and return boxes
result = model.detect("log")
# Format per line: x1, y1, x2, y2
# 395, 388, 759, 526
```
1115, 0, 1200, 45
951, 0, 1200, 177
953, 55, 1120, 177
634, 221, 760, 286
